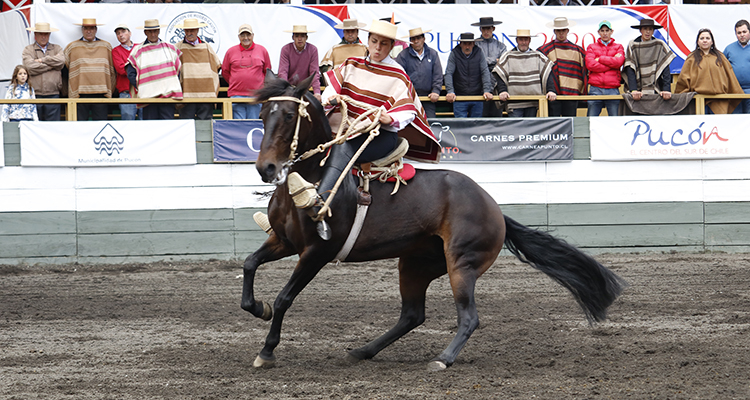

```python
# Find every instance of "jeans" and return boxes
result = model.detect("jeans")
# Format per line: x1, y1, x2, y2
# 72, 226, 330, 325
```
77, 94, 108, 121
452, 101, 483, 118
143, 104, 175, 120
732, 88, 750, 114
422, 101, 436, 119
36, 94, 61, 121
118, 91, 141, 120
231, 96, 261, 119
509, 107, 538, 117
179, 103, 213, 120
587, 86, 620, 117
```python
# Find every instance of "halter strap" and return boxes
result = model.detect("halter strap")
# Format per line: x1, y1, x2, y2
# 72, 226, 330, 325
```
265, 95, 311, 162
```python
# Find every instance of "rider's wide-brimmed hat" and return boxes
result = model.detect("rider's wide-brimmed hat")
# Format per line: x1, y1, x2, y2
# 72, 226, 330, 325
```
471, 17, 502, 27
175, 18, 208, 29
403, 27, 432, 40
546, 17, 576, 30
631, 18, 663, 30
27, 22, 59, 33
453, 32, 482, 43
137, 19, 166, 30
284, 25, 315, 34
334, 19, 365, 30
362, 19, 398, 40
509, 29, 536, 38
74, 18, 105, 27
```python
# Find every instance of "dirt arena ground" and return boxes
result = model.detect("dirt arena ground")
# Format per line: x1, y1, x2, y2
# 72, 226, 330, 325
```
1, 252, 749, 399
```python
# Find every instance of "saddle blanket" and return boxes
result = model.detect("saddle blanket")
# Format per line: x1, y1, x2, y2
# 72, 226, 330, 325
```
352, 163, 415, 182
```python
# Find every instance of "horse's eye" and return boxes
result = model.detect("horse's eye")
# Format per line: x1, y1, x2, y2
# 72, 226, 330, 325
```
284, 112, 294, 122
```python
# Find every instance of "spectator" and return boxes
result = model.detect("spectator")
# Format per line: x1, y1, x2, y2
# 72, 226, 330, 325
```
278, 24, 321, 102
22, 22, 64, 121
64, 18, 116, 121
548, 0, 580, 5
675, 28, 743, 114
538, 17, 587, 117
445, 33, 493, 118
395, 27, 443, 118
472, 17, 506, 117
586, 20, 625, 116
494, 29, 557, 117
222, 24, 271, 120
175, 18, 221, 120
112, 23, 140, 120
2, 65, 39, 123
126, 19, 183, 120
724, 19, 750, 114
319, 19, 367, 78
622, 19, 675, 101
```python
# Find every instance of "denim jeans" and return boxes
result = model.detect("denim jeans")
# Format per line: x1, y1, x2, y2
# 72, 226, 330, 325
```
452, 101, 483, 118
119, 91, 141, 120
231, 96, 261, 119
509, 107, 538, 117
36, 94, 61, 121
587, 86, 620, 117
732, 88, 750, 114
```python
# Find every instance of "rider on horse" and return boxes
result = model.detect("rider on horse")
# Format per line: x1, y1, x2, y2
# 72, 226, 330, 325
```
287, 19, 441, 239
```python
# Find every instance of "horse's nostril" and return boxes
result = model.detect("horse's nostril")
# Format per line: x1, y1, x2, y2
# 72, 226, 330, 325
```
265, 164, 277, 180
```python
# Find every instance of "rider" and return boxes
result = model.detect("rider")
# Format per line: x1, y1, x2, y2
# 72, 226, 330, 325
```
287, 19, 440, 240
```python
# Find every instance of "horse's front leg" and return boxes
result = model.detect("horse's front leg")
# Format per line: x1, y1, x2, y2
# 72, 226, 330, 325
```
241, 233, 295, 320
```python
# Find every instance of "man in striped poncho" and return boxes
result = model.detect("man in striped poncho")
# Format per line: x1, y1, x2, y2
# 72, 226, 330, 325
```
175, 18, 221, 120
537, 17, 587, 117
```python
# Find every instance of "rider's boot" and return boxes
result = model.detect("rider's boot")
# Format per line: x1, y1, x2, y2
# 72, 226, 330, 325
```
253, 212, 272, 235
287, 141, 357, 240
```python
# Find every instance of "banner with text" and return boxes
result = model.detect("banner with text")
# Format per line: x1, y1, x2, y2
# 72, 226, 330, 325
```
590, 115, 750, 161
212, 120, 264, 163
20, 120, 197, 167
431, 118, 574, 162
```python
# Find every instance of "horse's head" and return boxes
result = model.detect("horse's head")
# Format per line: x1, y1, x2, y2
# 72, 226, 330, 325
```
254, 71, 328, 185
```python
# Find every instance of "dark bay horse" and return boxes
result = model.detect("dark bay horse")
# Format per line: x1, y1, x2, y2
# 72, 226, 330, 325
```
241, 72, 626, 371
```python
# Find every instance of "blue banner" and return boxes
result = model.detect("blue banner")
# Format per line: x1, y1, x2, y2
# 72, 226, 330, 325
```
212, 120, 264, 162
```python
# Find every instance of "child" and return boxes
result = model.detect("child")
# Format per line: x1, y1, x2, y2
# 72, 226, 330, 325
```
1, 65, 39, 122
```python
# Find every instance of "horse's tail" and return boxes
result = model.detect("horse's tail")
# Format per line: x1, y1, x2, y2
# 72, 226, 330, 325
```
502, 215, 626, 323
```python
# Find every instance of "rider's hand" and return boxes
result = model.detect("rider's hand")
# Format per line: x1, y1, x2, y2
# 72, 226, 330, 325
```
379, 111, 393, 125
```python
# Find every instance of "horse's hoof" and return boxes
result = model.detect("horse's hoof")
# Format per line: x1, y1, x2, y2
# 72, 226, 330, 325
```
427, 360, 448, 372
344, 352, 363, 365
260, 301, 273, 321
253, 355, 276, 369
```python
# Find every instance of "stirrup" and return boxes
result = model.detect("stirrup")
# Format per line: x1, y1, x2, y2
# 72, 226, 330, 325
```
287, 172, 318, 209
253, 212, 272, 235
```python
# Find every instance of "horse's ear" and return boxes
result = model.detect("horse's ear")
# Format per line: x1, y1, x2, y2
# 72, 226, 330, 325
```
264, 68, 278, 83
293, 73, 316, 99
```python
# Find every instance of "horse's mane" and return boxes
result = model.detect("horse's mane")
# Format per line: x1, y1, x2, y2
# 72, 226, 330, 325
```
254, 78, 293, 103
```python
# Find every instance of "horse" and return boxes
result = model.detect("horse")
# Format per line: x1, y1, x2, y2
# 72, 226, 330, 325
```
241, 71, 626, 371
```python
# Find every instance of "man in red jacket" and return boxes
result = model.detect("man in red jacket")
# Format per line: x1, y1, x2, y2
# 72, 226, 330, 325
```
586, 21, 624, 116
112, 23, 141, 120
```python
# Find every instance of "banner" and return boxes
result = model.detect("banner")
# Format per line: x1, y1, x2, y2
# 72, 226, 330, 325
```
0, 121, 5, 167
430, 118, 573, 162
212, 120, 264, 162
590, 115, 750, 161
20, 120, 197, 167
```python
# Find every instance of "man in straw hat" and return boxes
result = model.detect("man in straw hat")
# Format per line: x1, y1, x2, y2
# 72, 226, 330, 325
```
126, 19, 183, 120
445, 32, 493, 118
112, 23, 141, 120
22, 22, 65, 121
472, 17, 507, 117
286, 19, 439, 239
623, 19, 675, 102
64, 18, 116, 121
319, 19, 367, 78
395, 26, 443, 118
494, 29, 556, 118
537, 17, 587, 117
586, 20, 625, 116
174, 18, 221, 120
278, 24, 321, 101
222, 24, 271, 120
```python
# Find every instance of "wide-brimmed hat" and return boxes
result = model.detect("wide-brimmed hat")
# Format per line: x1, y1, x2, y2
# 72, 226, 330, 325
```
509, 29, 536, 38
27, 22, 59, 33
334, 19, 365, 30
74, 18, 104, 27
631, 19, 663, 30
471, 17, 502, 27
114, 23, 129, 32
137, 19, 166, 30
453, 32, 481, 43
284, 25, 315, 34
546, 17, 576, 30
362, 19, 398, 40
175, 18, 208, 29
238, 24, 253, 34
403, 27, 432, 40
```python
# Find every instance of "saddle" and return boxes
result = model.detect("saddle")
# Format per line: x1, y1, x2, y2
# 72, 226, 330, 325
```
353, 137, 414, 197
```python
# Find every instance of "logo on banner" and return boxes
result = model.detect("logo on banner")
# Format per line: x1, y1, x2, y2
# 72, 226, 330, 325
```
430, 122, 461, 160
93, 123, 125, 156
167, 12, 221, 53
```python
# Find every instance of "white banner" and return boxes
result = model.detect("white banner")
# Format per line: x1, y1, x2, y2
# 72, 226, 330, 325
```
20, 120, 197, 167
0, 121, 5, 167
590, 115, 750, 161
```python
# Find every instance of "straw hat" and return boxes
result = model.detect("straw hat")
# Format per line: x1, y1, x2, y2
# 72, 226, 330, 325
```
114, 23, 129, 32
175, 18, 208, 29
26, 22, 59, 33
238, 24, 253, 34
284, 25, 315, 34
453, 32, 482, 43
362, 19, 398, 40
334, 19, 365, 30
509, 29, 535, 38
74, 18, 105, 27
546, 17, 576, 30
402, 27, 432, 40
631, 19, 663, 30
136, 19, 166, 30
471, 17, 502, 27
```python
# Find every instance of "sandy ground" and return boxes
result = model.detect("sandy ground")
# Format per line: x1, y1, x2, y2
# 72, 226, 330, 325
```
1, 252, 750, 399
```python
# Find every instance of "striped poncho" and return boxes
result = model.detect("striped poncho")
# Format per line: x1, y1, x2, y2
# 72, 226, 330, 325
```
494, 49, 553, 110
537, 40, 587, 95
324, 56, 440, 163
64, 38, 115, 98
128, 40, 183, 99
623, 38, 675, 94
175, 40, 221, 98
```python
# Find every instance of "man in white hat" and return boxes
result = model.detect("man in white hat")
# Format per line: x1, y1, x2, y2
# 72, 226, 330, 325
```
444, 33, 493, 118
278, 24, 320, 101
64, 18, 116, 121
395, 27, 443, 118
174, 18, 221, 120
494, 29, 557, 118
112, 23, 140, 120
221, 24, 271, 120
319, 19, 367, 78
537, 17, 587, 117
623, 19, 675, 102
472, 17, 507, 117
22, 22, 65, 121
126, 19, 183, 120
